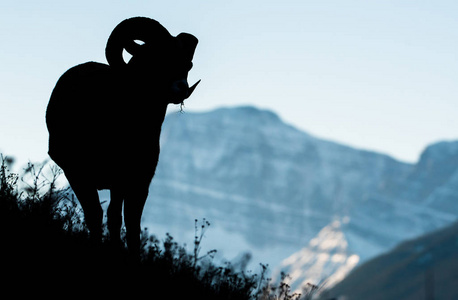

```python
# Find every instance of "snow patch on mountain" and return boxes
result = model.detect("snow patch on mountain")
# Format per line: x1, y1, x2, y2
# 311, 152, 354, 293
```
275, 218, 360, 292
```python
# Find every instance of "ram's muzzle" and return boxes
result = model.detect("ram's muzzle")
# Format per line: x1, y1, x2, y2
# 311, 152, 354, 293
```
170, 79, 200, 104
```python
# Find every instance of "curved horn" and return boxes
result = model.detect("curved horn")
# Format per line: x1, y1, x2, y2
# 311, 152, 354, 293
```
105, 17, 172, 69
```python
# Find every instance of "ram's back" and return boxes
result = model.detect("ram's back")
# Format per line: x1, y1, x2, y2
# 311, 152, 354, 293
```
47, 63, 125, 183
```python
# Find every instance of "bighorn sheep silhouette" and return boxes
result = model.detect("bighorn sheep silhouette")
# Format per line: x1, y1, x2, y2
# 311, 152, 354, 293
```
46, 17, 200, 256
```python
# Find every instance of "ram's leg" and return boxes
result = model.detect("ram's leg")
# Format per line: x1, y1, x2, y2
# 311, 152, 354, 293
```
107, 189, 124, 246
66, 174, 103, 244
123, 187, 149, 259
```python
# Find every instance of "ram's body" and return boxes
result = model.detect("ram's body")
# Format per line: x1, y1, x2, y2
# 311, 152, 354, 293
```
46, 62, 164, 190
45, 17, 199, 256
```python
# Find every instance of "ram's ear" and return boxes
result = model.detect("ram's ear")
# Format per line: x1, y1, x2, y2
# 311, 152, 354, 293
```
176, 33, 198, 61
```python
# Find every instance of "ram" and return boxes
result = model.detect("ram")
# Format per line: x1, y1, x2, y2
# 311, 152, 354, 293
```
46, 17, 200, 256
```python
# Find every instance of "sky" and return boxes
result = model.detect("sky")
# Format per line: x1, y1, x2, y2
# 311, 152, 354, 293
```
1, 0, 458, 169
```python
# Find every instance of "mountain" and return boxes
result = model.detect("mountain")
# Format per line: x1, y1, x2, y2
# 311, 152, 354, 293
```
275, 218, 360, 291
125, 106, 458, 286
327, 221, 458, 300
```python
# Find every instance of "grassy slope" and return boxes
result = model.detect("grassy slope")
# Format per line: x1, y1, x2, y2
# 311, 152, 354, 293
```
0, 157, 319, 300
0, 159, 258, 299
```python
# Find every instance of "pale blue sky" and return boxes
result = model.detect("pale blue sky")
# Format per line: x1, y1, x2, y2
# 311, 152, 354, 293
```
1, 0, 457, 168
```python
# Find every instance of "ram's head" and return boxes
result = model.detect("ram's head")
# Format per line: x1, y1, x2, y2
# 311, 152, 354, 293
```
105, 17, 200, 104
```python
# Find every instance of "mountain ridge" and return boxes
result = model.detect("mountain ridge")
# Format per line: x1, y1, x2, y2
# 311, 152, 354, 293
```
180, 105, 414, 164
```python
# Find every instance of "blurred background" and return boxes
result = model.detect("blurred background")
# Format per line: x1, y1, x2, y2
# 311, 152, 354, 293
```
1, 1, 457, 298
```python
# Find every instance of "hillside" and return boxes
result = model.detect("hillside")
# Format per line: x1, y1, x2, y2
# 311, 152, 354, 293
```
328, 221, 458, 300
0, 160, 290, 299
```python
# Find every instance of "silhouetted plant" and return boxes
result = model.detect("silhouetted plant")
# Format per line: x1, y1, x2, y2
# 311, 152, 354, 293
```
19, 161, 75, 226
193, 218, 217, 268
0, 155, 19, 213
256, 271, 302, 300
